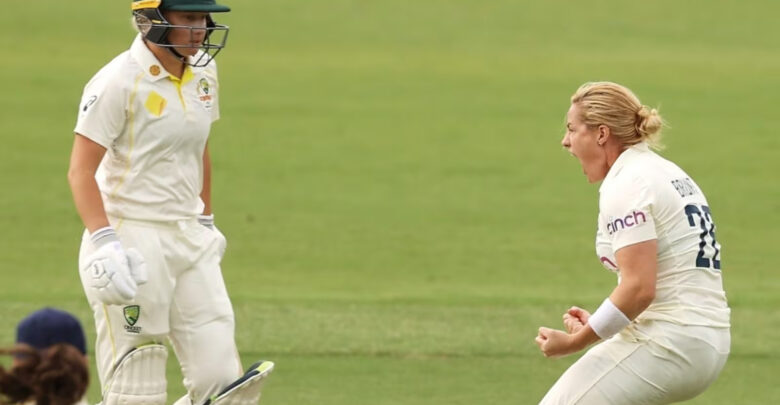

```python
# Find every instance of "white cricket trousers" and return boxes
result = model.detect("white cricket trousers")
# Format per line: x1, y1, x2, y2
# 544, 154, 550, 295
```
78, 217, 242, 403
539, 319, 730, 405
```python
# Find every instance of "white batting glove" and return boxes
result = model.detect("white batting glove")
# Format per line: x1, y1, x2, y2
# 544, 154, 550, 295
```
83, 227, 148, 305
126, 248, 149, 286
198, 214, 227, 259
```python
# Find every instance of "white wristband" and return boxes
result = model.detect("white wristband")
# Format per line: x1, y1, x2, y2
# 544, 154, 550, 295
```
90, 226, 119, 248
587, 298, 631, 339
198, 214, 215, 229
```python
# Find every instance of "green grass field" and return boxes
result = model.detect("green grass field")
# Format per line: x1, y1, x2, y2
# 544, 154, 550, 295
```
2, 0, 779, 403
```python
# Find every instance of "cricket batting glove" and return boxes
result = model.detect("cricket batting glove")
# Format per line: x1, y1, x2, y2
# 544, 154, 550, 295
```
199, 214, 227, 259
83, 227, 148, 305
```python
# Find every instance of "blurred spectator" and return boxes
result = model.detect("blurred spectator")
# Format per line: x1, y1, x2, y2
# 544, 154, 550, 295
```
0, 308, 89, 405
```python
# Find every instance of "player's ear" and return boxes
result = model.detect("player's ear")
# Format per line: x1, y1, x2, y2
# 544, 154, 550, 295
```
597, 124, 610, 146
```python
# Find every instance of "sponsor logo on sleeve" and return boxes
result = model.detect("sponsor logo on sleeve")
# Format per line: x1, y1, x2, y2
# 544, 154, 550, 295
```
82, 95, 98, 112
606, 210, 648, 235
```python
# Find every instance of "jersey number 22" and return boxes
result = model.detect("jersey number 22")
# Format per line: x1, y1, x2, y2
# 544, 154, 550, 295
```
684, 204, 721, 270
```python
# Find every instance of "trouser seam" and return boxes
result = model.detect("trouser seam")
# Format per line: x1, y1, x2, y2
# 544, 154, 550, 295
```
570, 341, 645, 404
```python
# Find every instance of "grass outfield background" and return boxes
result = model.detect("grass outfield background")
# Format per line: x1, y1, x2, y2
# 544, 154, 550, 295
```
1, 0, 778, 403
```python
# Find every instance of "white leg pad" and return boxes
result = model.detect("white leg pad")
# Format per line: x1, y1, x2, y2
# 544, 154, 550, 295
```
205, 361, 275, 405
102, 344, 168, 405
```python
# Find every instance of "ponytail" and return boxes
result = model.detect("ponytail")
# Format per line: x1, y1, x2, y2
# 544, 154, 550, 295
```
571, 82, 666, 150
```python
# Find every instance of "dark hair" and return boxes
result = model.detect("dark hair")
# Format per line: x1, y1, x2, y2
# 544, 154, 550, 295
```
0, 344, 88, 405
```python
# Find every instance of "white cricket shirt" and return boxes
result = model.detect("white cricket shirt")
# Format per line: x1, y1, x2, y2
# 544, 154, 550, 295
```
74, 34, 220, 221
595, 143, 730, 327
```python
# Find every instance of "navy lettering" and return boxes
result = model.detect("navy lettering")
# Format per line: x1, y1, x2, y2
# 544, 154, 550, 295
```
671, 178, 699, 198
684, 204, 721, 270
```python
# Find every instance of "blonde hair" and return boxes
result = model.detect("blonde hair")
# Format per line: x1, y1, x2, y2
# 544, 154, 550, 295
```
570, 82, 665, 150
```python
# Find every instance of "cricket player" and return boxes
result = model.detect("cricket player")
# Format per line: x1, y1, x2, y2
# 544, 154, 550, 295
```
534, 82, 730, 404
67, 1, 272, 403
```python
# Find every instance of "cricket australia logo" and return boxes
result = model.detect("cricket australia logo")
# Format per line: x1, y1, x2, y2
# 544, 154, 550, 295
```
123, 305, 142, 334
198, 78, 213, 110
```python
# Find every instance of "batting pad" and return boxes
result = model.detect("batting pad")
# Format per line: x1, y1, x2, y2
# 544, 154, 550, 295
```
204, 360, 275, 405
103, 344, 168, 405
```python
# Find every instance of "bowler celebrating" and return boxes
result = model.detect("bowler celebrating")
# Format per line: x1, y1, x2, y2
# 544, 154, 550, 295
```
535, 82, 730, 404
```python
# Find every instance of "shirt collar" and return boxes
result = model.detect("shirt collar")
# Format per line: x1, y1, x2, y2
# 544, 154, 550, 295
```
599, 142, 651, 192
130, 34, 194, 83
171, 66, 195, 85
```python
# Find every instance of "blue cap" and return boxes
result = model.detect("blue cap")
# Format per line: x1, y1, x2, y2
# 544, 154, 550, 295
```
16, 308, 87, 355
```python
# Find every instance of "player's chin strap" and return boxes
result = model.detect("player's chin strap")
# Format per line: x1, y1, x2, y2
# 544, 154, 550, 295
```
203, 361, 275, 405
167, 47, 188, 62
164, 45, 214, 68
102, 344, 168, 405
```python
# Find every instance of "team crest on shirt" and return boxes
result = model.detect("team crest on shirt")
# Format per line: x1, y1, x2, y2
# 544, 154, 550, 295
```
197, 78, 213, 110
123, 305, 142, 334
